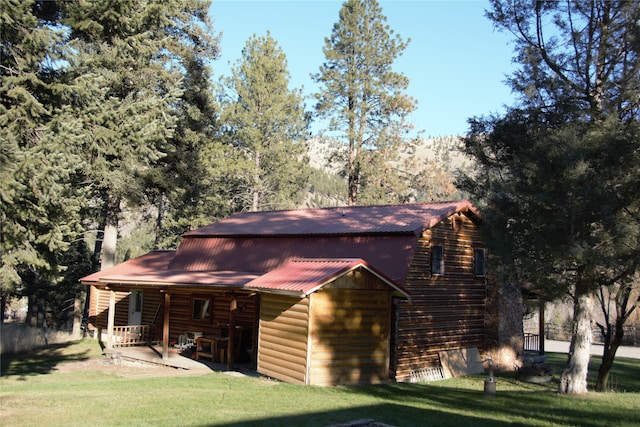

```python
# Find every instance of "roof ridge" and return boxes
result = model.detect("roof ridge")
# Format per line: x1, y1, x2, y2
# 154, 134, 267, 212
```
289, 257, 362, 263
232, 200, 468, 215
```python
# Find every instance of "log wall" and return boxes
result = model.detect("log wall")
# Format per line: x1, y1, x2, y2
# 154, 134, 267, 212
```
394, 213, 486, 382
167, 291, 256, 354
309, 287, 391, 386
89, 286, 128, 329
257, 294, 310, 385
257, 269, 394, 386
88, 287, 256, 356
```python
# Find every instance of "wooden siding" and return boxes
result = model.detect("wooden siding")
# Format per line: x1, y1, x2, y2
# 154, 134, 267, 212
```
167, 291, 256, 359
88, 287, 164, 339
88, 287, 256, 358
309, 287, 391, 386
257, 294, 310, 385
256, 269, 394, 386
394, 213, 486, 382
89, 287, 129, 329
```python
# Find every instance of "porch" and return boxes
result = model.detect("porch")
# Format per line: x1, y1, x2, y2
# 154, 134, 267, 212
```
93, 284, 258, 370
524, 333, 544, 355
523, 333, 547, 365
103, 343, 254, 374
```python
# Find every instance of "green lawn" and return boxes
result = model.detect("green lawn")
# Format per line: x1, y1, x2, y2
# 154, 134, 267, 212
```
1, 340, 639, 427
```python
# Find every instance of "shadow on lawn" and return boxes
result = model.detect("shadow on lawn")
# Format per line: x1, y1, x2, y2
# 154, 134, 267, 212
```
207, 378, 640, 427
333, 380, 640, 427
545, 352, 640, 392
0, 341, 93, 378
205, 402, 518, 427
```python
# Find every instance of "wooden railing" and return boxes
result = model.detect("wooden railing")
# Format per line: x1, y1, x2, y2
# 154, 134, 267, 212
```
112, 325, 151, 347
524, 333, 541, 354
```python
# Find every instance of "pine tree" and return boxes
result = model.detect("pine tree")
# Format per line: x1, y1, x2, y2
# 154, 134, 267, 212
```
146, 41, 223, 248
63, 0, 219, 267
0, 0, 86, 321
461, 0, 640, 394
218, 32, 310, 211
313, 0, 417, 205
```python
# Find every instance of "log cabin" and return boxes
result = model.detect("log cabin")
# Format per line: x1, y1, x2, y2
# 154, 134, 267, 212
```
82, 200, 491, 385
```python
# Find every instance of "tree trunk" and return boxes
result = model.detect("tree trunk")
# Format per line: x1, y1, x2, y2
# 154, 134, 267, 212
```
559, 290, 593, 394
347, 163, 359, 206
154, 194, 165, 248
595, 324, 621, 391
0, 291, 6, 324
595, 277, 637, 391
100, 197, 120, 271
72, 292, 84, 338
100, 222, 118, 271
596, 298, 629, 391
252, 151, 261, 211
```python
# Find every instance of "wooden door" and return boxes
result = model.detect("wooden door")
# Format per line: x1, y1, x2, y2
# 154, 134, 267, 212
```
128, 290, 143, 325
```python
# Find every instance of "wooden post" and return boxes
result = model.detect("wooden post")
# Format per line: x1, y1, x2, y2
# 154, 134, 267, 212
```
539, 301, 545, 354
162, 291, 170, 360
227, 295, 237, 370
107, 289, 116, 350
251, 293, 260, 370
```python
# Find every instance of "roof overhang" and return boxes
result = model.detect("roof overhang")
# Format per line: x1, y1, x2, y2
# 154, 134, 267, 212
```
84, 270, 260, 290
244, 258, 410, 299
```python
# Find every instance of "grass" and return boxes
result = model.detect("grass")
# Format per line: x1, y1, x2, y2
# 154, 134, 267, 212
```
1, 340, 639, 427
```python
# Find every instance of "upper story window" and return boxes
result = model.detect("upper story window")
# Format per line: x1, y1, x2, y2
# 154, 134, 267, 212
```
192, 296, 212, 321
474, 248, 487, 277
431, 244, 444, 276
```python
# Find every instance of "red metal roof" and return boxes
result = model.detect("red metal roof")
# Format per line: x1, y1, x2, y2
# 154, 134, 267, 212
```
81, 201, 479, 291
168, 235, 418, 283
81, 251, 176, 283
184, 200, 476, 237
80, 251, 258, 287
244, 258, 409, 298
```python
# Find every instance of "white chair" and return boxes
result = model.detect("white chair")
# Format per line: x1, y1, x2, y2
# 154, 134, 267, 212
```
175, 333, 189, 350
185, 331, 202, 348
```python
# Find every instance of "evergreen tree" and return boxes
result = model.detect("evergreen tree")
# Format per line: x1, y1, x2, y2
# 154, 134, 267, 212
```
313, 0, 417, 205
63, 0, 218, 267
147, 43, 223, 248
218, 32, 310, 211
0, 0, 85, 320
460, 0, 640, 394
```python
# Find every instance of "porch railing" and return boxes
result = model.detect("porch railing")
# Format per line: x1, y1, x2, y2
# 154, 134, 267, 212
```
112, 325, 152, 347
524, 333, 541, 354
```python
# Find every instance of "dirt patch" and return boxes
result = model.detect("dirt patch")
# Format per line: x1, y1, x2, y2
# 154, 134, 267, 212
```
51, 354, 211, 379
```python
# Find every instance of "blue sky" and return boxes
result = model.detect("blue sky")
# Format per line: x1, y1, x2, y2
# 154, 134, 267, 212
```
209, 0, 517, 137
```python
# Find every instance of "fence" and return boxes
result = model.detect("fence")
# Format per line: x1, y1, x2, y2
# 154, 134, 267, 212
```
524, 333, 541, 354
544, 324, 640, 346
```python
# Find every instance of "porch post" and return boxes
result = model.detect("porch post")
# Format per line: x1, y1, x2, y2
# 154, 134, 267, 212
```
162, 291, 170, 360
107, 289, 116, 350
539, 301, 545, 354
227, 295, 237, 369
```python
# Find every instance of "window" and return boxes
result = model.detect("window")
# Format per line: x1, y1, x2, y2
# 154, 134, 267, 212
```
192, 297, 212, 321
474, 248, 486, 277
452, 216, 463, 231
431, 244, 444, 276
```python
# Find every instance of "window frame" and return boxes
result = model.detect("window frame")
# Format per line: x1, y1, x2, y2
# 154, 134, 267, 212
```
431, 243, 444, 276
191, 295, 213, 322
474, 247, 487, 277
